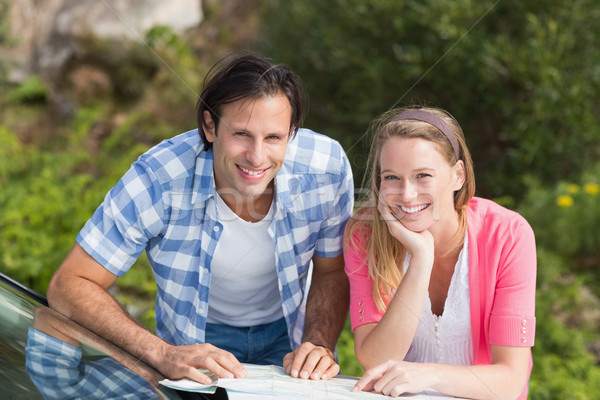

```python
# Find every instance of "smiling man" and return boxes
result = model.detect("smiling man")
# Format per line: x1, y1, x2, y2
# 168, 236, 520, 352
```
47, 52, 354, 386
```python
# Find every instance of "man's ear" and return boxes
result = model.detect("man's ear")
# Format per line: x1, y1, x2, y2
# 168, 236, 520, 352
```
453, 160, 466, 191
203, 110, 216, 142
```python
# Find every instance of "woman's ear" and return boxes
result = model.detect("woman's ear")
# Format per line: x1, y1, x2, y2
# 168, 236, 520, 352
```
203, 110, 216, 142
453, 160, 466, 191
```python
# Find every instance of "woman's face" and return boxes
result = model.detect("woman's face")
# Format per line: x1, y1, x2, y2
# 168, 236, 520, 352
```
378, 136, 465, 233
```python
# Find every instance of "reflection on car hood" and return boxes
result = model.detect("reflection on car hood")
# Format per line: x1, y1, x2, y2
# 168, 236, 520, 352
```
0, 278, 189, 400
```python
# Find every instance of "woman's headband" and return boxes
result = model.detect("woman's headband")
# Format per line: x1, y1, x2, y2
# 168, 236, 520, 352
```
390, 110, 460, 160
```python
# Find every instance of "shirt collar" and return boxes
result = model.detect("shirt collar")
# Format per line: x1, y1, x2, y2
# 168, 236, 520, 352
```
191, 147, 216, 204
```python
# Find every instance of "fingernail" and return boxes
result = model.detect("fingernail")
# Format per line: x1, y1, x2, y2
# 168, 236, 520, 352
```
312, 372, 320, 379
300, 371, 309, 379
291, 369, 299, 378
322, 374, 328, 380
224, 372, 234, 379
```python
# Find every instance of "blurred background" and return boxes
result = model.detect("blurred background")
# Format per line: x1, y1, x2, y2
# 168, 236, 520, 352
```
1, 1, 599, 397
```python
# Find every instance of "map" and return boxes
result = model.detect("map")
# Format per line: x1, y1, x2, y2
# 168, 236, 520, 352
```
158, 364, 461, 399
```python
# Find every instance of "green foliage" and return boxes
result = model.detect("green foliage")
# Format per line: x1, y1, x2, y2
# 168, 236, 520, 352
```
337, 318, 363, 377
0, 127, 94, 293
530, 250, 600, 399
0, 0, 11, 78
519, 167, 600, 262
258, 0, 600, 200
144, 25, 204, 105
512, 169, 600, 398
0, 104, 167, 294
5, 75, 48, 104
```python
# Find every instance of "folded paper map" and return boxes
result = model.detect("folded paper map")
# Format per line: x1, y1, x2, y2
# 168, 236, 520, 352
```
159, 364, 461, 399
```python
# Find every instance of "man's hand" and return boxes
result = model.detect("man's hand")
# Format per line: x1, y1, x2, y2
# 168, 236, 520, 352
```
283, 342, 339, 380
155, 342, 248, 384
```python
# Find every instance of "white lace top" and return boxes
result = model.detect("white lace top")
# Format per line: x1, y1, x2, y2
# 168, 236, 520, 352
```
403, 235, 473, 365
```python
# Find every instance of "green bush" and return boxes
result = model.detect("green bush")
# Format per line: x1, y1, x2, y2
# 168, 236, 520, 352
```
520, 166, 600, 263
337, 318, 363, 377
5, 76, 48, 104
258, 0, 600, 200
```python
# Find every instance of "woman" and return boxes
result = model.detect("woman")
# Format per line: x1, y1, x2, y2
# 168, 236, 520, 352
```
344, 107, 536, 399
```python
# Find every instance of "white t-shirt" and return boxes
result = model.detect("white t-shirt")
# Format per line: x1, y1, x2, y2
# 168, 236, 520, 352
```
206, 194, 283, 327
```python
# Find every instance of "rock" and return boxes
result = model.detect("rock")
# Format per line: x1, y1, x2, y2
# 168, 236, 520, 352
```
5, 0, 203, 82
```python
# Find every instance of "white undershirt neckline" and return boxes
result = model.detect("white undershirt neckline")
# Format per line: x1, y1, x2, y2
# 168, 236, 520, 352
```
403, 234, 473, 365
206, 194, 283, 327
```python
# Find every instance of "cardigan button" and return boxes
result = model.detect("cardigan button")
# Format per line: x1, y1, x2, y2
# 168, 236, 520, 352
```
521, 337, 527, 343
358, 308, 365, 315
359, 316, 365, 322
521, 318, 527, 326
521, 327, 527, 334
358, 301, 364, 307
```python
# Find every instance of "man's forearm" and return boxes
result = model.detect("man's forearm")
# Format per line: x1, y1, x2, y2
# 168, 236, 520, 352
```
47, 274, 168, 367
302, 267, 349, 350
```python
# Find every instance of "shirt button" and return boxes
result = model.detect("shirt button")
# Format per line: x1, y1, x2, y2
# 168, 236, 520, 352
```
213, 226, 220, 232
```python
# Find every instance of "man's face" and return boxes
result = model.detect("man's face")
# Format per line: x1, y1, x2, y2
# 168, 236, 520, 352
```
204, 94, 292, 209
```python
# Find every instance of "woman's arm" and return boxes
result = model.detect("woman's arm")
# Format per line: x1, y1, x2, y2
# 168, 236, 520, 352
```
354, 344, 530, 400
351, 203, 436, 369
352, 249, 433, 369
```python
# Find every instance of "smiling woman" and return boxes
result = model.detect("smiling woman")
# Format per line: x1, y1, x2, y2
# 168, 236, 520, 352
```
343, 106, 537, 400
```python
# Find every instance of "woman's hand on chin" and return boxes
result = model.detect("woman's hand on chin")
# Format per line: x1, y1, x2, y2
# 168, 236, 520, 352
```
378, 200, 434, 259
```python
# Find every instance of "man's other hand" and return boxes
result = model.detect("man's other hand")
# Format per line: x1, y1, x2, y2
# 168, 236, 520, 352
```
283, 342, 339, 380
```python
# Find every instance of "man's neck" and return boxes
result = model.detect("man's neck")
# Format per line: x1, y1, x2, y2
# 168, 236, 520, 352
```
218, 192, 274, 223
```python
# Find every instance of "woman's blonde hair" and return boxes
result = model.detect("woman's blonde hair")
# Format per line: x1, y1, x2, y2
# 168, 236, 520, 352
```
345, 106, 476, 311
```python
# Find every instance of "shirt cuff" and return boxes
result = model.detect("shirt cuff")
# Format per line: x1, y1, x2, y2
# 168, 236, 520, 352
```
489, 315, 536, 346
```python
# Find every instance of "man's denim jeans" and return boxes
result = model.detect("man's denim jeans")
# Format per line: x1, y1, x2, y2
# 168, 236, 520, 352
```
205, 317, 292, 366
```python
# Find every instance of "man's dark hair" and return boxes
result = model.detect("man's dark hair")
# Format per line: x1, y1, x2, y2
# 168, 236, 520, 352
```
196, 51, 308, 149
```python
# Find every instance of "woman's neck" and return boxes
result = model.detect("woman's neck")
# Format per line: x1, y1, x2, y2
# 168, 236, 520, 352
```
430, 210, 463, 258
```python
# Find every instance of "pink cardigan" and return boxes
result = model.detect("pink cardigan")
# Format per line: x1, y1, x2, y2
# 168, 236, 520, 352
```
344, 197, 536, 399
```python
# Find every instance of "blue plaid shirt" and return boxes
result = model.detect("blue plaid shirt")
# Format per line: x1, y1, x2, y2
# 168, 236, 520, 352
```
77, 128, 353, 349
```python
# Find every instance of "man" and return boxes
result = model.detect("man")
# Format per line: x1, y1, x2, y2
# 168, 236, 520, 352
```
47, 51, 353, 385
